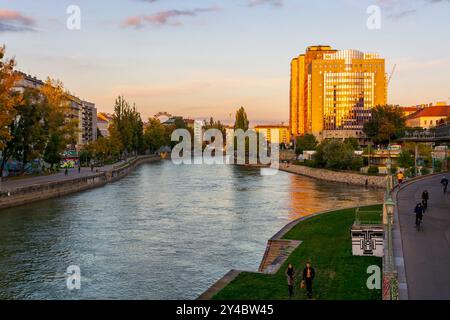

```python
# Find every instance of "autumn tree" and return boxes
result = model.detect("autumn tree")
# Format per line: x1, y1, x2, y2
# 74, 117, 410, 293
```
40, 79, 78, 169
0, 46, 22, 151
144, 118, 167, 153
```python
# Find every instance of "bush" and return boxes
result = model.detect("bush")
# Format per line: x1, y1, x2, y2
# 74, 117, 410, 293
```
420, 167, 430, 175
314, 139, 355, 170
390, 166, 398, 175
350, 157, 364, 171
368, 166, 379, 175
433, 159, 443, 173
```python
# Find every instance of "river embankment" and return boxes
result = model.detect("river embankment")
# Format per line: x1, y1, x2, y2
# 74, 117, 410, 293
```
279, 163, 386, 188
0, 155, 160, 210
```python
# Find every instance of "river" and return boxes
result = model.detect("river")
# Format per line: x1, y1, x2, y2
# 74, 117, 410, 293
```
0, 161, 383, 299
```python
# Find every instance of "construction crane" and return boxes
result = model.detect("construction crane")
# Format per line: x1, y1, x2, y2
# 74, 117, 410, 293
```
387, 64, 397, 86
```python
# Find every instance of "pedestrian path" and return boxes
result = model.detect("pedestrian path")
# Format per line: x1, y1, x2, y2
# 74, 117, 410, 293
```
0, 159, 129, 192
397, 174, 450, 299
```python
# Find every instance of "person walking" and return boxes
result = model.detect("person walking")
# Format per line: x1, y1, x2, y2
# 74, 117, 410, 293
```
302, 262, 315, 299
78, 164, 81, 174
441, 176, 449, 194
64, 167, 68, 176
397, 171, 404, 185
285, 264, 295, 298
415, 202, 424, 229
421, 190, 429, 212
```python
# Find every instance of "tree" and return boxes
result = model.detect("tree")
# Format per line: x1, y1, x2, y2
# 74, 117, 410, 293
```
295, 134, 318, 155
234, 106, 249, 131
344, 137, 360, 150
40, 79, 78, 169
0, 88, 48, 176
314, 139, 357, 170
111, 96, 144, 156
0, 46, 22, 151
363, 105, 406, 146
398, 150, 414, 169
144, 118, 167, 153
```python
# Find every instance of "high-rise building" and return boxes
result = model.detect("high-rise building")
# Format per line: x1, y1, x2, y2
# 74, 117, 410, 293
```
290, 46, 387, 142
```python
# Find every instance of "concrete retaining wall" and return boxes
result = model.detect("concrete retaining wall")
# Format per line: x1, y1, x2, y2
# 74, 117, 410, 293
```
0, 155, 160, 210
279, 163, 386, 188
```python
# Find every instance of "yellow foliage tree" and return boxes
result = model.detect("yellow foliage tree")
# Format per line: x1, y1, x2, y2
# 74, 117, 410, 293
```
0, 46, 22, 150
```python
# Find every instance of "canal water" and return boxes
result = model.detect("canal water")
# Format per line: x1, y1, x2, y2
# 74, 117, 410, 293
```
0, 161, 383, 299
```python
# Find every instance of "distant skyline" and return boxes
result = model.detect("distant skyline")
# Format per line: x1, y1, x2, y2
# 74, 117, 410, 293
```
1, 0, 450, 124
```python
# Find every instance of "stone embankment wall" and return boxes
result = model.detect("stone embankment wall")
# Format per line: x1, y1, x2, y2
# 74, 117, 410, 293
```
279, 163, 386, 188
0, 155, 160, 210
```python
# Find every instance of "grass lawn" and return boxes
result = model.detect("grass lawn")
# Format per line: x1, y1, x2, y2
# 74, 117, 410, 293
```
213, 205, 382, 300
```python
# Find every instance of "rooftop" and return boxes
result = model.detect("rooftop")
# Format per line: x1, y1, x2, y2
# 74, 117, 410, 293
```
407, 106, 450, 119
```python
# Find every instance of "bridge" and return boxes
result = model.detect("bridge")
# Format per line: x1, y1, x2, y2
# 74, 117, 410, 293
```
399, 123, 450, 143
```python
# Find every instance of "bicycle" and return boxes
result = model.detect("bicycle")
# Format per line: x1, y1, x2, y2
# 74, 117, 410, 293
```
416, 217, 423, 231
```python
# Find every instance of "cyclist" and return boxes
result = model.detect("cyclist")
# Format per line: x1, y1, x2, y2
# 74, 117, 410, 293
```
421, 190, 429, 212
397, 171, 405, 185
415, 202, 424, 230
441, 176, 449, 194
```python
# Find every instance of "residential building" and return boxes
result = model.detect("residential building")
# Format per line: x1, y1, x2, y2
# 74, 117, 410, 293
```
254, 125, 291, 145
290, 45, 387, 143
81, 101, 97, 145
97, 112, 113, 138
406, 105, 450, 129
13, 72, 97, 149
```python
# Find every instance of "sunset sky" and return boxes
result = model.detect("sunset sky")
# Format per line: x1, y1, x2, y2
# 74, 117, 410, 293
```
1, 0, 450, 124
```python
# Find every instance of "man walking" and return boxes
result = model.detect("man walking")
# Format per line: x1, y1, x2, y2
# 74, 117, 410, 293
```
441, 176, 449, 194
302, 262, 315, 299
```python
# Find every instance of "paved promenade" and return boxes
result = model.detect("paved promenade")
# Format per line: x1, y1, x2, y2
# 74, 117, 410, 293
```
397, 174, 450, 299
0, 160, 128, 192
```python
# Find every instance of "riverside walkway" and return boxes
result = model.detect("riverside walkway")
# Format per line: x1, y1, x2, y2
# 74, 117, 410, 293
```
0, 161, 127, 192
397, 174, 450, 299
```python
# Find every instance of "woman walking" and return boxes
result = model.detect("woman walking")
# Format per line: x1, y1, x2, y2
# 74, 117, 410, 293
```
285, 263, 295, 298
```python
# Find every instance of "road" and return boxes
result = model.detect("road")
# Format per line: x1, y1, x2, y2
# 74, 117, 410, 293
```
397, 174, 450, 299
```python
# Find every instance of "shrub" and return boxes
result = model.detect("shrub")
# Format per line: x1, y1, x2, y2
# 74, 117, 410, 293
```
420, 167, 430, 175
350, 157, 364, 171
390, 166, 398, 175
368, 166, 379, 175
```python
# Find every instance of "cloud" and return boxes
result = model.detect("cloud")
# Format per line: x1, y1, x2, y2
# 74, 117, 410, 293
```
376, 0, 449, 19
247, 0, 283, 7
0, 9, 36, 32
122, 6, 220, 28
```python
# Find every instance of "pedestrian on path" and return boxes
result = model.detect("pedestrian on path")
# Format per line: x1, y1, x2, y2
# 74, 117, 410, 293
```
285, 263, 295, 297
91, 164, 94, 172
422, 190, 429, 212
441, 176, 448, 194
397, 171, 404, 185
78, 165, 81, 174
302, 262, 315, 299
64, 168, 68, 176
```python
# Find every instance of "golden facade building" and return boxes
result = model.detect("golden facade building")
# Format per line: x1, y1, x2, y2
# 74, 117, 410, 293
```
254, 125, 291, 145
290, 46, 387, 141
